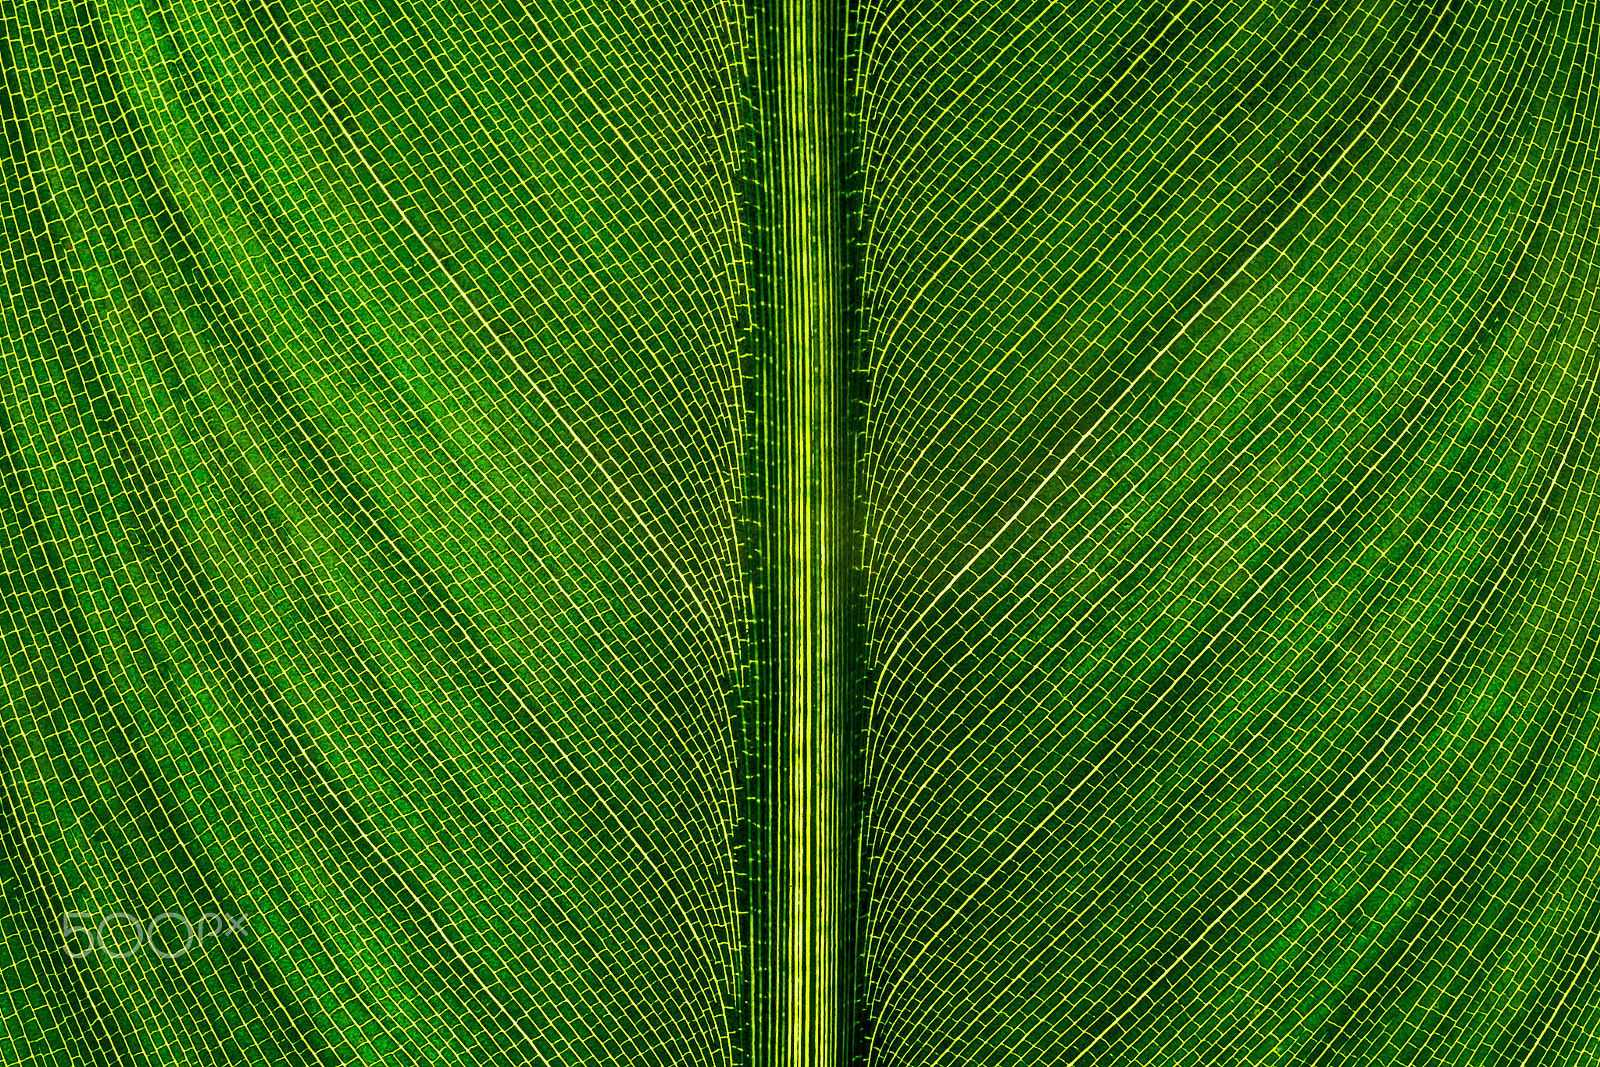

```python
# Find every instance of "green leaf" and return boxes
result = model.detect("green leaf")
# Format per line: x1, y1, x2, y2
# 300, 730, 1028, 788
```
848, 0, 1600, 1064
6, 0, 1600, 1063
2, 0, 752, 1061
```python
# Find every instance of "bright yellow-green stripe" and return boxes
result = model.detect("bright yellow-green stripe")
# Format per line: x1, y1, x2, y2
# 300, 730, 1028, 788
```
779, 0, 844, 1059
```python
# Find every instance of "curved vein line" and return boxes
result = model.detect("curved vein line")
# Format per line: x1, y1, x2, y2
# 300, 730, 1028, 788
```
266, 15, 741, 1060
869, 9, 1443, 1026
272, 4, 724, 656
876, 8, 1430, 682
1060, 307, 1592, 1067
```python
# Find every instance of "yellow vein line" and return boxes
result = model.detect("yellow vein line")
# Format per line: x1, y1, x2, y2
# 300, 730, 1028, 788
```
1063, 300, 1592, 1067
870, 10, 1438, 1030
266, 14, 739, 1061
876, 7, 1432, 681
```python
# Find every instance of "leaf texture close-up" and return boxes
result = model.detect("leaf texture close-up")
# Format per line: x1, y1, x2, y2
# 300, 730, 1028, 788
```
6, 0, 1600, 1064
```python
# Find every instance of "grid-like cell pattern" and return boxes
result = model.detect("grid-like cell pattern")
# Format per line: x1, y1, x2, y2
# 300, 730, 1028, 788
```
850, 0, 1600, 1064
0, 0, 754, 1063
